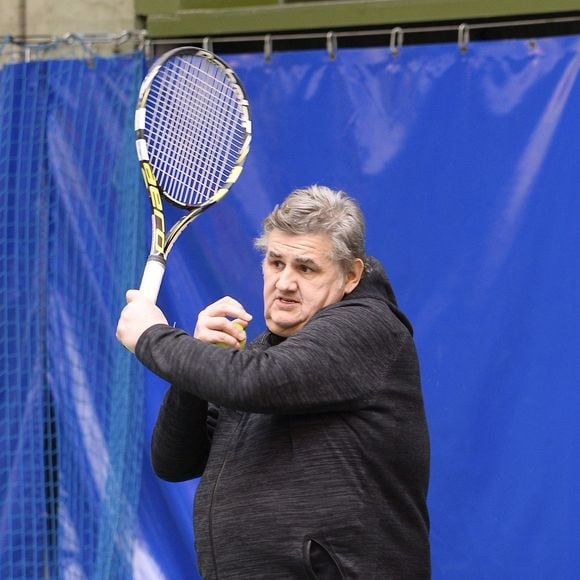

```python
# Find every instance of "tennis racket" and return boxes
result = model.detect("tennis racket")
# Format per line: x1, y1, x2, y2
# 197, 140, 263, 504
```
135, 46, 252, 303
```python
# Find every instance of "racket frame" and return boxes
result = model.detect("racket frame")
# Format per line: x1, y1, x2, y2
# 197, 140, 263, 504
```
134, 47, 252, 302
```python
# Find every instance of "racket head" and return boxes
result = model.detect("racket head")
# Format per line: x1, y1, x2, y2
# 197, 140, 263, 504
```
135, 47, 252, 211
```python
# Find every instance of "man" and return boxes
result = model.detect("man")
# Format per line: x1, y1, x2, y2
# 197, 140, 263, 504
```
117, 185, 430, 579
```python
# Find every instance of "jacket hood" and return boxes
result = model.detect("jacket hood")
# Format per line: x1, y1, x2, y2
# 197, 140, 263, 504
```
345, 256, 414, 335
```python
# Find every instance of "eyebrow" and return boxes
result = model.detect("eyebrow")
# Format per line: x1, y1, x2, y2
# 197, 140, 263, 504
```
266, 250, 320, 268
294, 256, 318, 267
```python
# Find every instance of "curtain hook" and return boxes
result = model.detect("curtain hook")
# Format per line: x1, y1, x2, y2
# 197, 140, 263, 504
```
458, 23, 470, 53
390, 27, 404, 56
264, 34, 273, 63
326, 31, 337, 61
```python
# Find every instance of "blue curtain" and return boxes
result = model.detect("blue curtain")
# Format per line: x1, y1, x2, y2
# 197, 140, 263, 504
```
137, 34, 580, 579
141, 36, 580, 580
4, 32, 577, 580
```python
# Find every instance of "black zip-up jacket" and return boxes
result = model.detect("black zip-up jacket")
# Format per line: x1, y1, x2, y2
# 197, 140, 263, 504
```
137, 258, 430, 579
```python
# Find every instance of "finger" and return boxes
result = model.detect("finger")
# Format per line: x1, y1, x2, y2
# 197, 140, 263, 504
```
200, 316, 247, 339
215, 325, 246, 349
205, 296, 253, 322
125, 289, 140, 303
230, 320, 248, 341
224, 320, 247, 342
196, 313, 230, 333
195, 318, 246, 343
215, 331, 241, 348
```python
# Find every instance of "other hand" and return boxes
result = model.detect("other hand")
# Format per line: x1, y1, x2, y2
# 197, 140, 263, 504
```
194, 296, 252, 349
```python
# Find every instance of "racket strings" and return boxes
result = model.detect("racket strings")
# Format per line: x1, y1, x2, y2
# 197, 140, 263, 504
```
150, 74, 230, 204
156, 60, 234, 202
145, 54, 247, 207
164, 80, 243, 206
178, 59, 240, 204
150, 62, 239, 180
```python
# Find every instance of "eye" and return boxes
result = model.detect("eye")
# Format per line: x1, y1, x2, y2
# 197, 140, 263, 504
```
299, 264, 312, 273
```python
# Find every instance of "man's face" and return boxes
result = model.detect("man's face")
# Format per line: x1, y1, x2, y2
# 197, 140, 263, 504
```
262, 229, 361, 337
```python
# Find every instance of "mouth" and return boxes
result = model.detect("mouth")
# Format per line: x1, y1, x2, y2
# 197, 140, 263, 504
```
275, 296, 300, 307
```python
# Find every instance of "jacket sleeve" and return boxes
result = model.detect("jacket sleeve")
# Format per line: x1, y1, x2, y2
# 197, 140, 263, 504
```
150, 385, 213, 481
136, 299, 411, 415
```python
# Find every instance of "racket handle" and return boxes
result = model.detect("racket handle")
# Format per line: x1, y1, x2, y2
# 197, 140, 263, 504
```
139, 255, 166, 304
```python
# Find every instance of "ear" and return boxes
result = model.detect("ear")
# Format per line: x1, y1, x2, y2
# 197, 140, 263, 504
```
344, 258, 365, 295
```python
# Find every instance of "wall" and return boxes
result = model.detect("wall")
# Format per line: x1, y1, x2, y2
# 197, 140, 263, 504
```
0, 0, 135, 38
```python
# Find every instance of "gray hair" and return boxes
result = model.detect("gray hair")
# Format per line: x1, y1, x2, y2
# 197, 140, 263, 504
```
255, 185, 367, 274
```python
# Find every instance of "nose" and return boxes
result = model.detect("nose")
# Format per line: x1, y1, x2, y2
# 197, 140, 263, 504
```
275, 266, 298, 292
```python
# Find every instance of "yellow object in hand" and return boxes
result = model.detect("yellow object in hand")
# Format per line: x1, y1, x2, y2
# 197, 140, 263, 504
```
217, 321, 246, 349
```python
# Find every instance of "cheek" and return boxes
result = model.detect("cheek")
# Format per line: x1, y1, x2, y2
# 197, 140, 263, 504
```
318, 282, 344, 307
303, 285, 331, 310
263, 277, 276, 302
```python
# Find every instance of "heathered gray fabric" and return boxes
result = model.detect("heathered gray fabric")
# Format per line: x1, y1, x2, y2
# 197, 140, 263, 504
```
138, 258, 430, 579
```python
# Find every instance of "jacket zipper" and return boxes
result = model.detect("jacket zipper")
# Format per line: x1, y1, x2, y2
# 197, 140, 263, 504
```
207, 413, 245, 579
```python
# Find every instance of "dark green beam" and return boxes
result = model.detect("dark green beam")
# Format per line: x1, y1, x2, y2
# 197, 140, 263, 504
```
137, 0, 181, 15
136, 0, 278, 16
136, 0, 580, 38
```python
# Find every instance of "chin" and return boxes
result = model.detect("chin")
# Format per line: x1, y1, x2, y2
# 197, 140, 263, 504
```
266, 319, 300, 337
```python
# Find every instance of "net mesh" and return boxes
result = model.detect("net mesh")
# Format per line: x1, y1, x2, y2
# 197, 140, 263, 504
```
143, 52, 249, 207
0, 53, 146, 579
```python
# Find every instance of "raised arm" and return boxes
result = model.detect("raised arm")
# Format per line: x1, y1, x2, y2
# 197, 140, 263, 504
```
137, 299, 411, 415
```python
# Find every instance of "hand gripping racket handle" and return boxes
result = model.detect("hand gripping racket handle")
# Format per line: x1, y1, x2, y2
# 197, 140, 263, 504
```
139, 255, 166, 304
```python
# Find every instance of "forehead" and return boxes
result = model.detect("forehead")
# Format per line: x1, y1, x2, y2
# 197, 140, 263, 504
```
265, 230, 333, 261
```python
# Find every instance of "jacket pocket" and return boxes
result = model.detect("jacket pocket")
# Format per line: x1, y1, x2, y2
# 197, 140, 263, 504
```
304, 536, 345, 580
